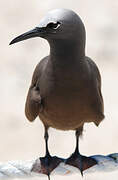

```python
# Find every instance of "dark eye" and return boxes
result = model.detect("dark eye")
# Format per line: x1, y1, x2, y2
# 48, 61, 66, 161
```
47, 22, 61, 29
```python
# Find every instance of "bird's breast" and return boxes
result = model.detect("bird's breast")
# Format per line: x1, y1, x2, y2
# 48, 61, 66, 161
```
39, 61, 103, 130
40, 83, 96, 130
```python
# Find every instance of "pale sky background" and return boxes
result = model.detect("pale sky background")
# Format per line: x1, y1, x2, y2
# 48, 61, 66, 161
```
1, 0, 118, 180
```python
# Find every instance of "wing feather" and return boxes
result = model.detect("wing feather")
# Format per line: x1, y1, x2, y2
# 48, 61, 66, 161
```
25, 56, 48, 121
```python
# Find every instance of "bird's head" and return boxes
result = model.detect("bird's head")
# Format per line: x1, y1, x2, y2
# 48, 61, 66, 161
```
9, 9, 86, 47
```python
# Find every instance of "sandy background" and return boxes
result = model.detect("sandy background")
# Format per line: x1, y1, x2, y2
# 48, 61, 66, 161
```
1, 0, 118, 179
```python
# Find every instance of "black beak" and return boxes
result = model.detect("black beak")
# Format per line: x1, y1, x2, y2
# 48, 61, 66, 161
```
9, 27, 43, 45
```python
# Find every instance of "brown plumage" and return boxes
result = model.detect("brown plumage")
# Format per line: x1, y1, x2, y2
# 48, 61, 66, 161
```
10, 8, 105, 177
25, 55, 104, 130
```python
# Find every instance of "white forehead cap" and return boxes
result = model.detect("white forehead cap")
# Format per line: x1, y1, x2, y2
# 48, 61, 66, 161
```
37, 9, 78, 28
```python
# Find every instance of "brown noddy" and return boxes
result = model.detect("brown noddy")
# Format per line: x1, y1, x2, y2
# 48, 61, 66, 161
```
10, 8, 105, 178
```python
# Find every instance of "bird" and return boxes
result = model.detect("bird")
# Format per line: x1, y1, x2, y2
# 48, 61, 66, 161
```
10, 8, 105, 178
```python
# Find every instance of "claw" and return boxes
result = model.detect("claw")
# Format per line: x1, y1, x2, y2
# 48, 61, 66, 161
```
79, 155, 83, 176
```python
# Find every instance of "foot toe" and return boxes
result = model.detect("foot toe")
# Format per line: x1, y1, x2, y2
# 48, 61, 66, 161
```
65, 153, 97, 175
32, 155, 63, 178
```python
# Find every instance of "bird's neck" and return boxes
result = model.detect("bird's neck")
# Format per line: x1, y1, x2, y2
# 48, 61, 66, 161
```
46, 39, 86, 83
49, 39, 85, 62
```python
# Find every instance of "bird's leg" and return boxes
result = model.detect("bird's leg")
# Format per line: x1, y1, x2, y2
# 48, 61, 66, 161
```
44, 127, 50, 157
32, 126, 63, 180
73, 129, 83, 176
74, 129, 83, 176
43, 126, 51, 180
37, 126, 51, 180
74, 129, 80, 154
40, 126, 63, 180
65, 128, 97, 175
65, 128, 84, 176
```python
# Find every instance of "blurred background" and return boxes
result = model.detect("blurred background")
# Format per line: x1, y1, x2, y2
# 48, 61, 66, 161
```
1, 0, 118, 179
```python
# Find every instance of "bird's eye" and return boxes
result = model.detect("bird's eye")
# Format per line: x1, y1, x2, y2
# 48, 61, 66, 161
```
47, 22, 61, 30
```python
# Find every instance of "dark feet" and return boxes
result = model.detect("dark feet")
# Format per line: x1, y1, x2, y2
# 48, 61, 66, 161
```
40, 154, 52, 180
65, 151, 97, 176
32, 154, 63, 180
65, 128, 96, 176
